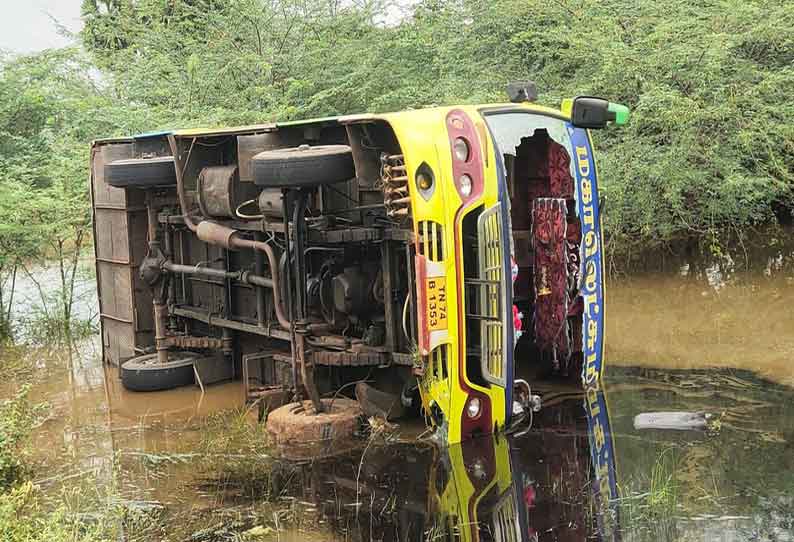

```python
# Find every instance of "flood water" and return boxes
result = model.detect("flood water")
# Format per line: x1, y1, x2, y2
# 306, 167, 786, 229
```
5, 244, 794, 541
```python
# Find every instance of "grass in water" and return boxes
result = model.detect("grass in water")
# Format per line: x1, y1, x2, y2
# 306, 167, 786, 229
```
616, 447, 681, 540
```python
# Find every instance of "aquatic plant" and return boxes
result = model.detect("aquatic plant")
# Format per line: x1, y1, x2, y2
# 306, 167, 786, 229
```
0, 386, 119, 542
612, 447, 683, 540
0, 385, 42, 490
0, 483, 104, 542
647, 448, 679, 513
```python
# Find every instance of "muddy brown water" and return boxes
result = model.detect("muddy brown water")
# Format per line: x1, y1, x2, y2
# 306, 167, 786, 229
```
4, 246, 794, 541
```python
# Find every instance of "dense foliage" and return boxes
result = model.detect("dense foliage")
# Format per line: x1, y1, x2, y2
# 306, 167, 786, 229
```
77, 0, 794, 254
0, 50, 128, 340
0, 0, 791, 310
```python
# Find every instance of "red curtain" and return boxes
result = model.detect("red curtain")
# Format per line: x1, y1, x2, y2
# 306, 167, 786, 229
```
532, 198, 570, 356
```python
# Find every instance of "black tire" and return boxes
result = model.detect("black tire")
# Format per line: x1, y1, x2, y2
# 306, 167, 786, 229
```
120, 352, 197, 392
252, 144, 355, 187
105, 156, 177, 188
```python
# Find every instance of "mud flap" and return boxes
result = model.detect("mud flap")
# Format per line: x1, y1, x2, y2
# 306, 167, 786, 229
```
193, 352, 233, 386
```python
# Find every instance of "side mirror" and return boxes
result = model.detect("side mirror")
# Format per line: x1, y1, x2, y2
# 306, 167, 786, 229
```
562, 96, 630, 129
506, 81, 539, 103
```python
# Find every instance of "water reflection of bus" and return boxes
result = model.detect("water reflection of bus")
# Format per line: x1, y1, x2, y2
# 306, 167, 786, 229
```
432, 382, 618, 542
271, 383, 618, 541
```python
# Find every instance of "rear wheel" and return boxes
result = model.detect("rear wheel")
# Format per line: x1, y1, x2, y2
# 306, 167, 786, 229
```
252, 144, 355, 188
105, 156, 177, 188
266, 398, 362, 459
120, 352, 197, 392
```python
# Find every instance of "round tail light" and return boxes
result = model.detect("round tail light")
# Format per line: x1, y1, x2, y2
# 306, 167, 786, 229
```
457, 174, 473, 197
466, 396, 482, 419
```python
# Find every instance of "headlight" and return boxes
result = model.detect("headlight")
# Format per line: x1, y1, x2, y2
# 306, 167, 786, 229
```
417, 171, 432, 190
453, 137, 470, 162
457, 174, 473, 197
415, 162, 435, 201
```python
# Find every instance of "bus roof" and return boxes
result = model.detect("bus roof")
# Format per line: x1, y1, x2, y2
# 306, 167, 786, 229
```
93, 101, 567, 143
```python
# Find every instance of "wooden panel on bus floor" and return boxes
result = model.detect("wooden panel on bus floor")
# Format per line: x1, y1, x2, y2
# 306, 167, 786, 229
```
96, 263, 134, 321
94, 208, 148, 264
92, 141, 155, 366
229, 281, 259, 323
101, 317, 141, 366
92, 143, 132, 208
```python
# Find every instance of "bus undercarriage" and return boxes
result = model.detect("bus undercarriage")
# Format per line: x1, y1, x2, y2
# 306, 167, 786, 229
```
92, 94, 624, 447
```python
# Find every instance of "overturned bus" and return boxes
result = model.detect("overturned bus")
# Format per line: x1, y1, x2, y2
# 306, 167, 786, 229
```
90, 85, 628, 445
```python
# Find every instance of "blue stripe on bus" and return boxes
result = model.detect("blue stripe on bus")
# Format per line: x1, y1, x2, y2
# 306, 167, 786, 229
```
569, 125, 605, 384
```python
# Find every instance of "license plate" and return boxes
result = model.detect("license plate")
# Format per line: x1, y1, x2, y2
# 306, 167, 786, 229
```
425, 277, 448, 331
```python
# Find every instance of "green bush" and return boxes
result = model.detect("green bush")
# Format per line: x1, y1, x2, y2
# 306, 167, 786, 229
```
0, 0, 790, 280
76, 0, 794, 257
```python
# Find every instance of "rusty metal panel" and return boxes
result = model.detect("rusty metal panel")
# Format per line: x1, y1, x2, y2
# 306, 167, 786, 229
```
134, 276, 154, 333
128, 211, 149, 264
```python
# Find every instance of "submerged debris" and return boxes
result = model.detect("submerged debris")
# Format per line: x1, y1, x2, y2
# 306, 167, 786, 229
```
243, 525, 275, 538
633, 411, 711, 431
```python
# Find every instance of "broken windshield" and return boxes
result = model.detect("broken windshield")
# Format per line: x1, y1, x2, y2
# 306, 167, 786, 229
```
484, 111, 577, 180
